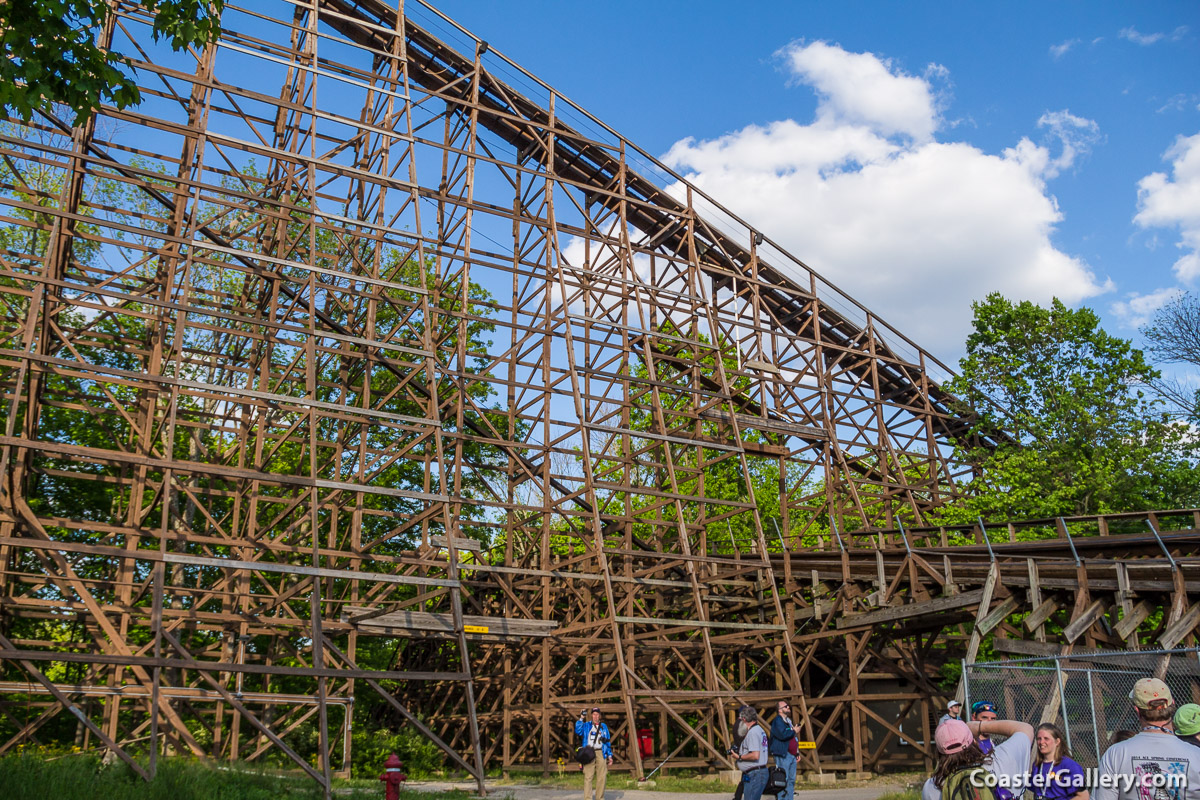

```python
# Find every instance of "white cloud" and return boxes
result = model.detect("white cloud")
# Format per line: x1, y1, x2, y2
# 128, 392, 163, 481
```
781, 40, 942, 142
1120, 27, 1164, 45
1134, 133, 1200, 283
1120, 25, 1189, 45
1111, 287, 1184, 328
1049, 39, 1079, 59
555, 222, 664, 328
1157, 94, 1200, 114
661, 42, 1112, 360
1037, 110, 1102, 178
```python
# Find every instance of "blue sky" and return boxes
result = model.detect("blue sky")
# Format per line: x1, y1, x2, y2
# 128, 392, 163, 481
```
430, 0, 1200, 365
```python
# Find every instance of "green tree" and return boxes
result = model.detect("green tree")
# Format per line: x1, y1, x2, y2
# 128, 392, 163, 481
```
1, 0, 224, 123
942, 293, 1200, 522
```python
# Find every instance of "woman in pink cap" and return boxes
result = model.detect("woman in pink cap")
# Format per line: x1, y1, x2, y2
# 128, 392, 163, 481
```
922, 717, 1035, 800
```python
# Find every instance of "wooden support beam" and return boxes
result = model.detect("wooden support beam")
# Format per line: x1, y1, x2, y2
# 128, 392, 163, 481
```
1114, 600, 1153, 642
430, 535, 483, 552
1024, 597, 1061, 633
836, 588, 986, 629
1063, 599, 1109, 643
962, 564, 1000, 668
1026, 559, 1045, 642
1159, 603, 1200, 651
344, 607, 559, 638
992, 638, 1067, 657
977, 595, 1022, 635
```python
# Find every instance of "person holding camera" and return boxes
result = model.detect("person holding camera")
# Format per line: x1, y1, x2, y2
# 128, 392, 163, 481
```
574, 707, 612, 800
769, 700, 800, 800
732, 705, 770, 800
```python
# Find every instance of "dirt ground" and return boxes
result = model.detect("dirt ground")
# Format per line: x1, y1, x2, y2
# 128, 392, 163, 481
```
402, 778, 912, 799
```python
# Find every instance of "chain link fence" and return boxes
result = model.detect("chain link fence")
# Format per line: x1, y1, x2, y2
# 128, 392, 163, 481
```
964, 649, 1200, 769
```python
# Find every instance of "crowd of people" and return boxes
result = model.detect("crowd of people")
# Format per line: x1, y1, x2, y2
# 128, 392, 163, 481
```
928, 677, 1200, 800
572, 702, 803, 800
571, 677, 1200, 800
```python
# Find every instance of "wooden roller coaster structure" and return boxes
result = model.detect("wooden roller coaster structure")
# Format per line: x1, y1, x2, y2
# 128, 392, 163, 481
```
2, 2, 1198, 796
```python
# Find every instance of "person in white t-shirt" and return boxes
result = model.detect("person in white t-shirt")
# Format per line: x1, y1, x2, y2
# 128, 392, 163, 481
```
939, 700, 964, 727
730, 705, 770, 800
922, 717, 1034, 800
1095, 677, 1200, 800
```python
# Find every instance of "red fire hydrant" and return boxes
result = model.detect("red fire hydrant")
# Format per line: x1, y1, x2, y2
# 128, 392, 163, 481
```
379, 753, 407, 800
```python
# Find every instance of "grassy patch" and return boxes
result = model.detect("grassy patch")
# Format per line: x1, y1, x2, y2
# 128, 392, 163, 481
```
874, 791, 922, 800
0, 754, 476, 800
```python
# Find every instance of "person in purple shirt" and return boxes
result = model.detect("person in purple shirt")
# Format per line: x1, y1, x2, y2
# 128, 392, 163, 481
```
972, 701, 998, 756
1030, 723, 1089, 800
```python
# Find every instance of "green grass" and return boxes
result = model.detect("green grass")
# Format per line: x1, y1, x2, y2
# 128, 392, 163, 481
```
874, 791, 922, 800
494, 769, 920, 795
0, 753, 921, 799
0, 754, 475, 800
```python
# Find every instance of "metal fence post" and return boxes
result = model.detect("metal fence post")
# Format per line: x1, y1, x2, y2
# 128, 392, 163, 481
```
1086, 668, 1101, 766
1055, 657, 1073, 755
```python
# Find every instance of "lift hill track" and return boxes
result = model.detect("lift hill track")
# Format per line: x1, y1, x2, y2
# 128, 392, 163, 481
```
0, 1, 1194, 795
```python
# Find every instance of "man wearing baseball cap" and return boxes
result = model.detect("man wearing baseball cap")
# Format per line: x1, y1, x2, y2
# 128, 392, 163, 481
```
972, 701, 999, 755
921, 716, 1034, 800
1095, 678, 1200, 800
939, 699, 963, 727
574, 707, 612, 800
1177, 704, 1200, 749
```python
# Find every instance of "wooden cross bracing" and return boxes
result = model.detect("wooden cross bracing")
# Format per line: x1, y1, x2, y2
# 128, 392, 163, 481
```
2, 0, 1197, 788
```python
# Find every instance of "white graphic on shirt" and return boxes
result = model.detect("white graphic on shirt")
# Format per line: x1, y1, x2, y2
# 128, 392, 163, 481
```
1129, 756, 1188, 800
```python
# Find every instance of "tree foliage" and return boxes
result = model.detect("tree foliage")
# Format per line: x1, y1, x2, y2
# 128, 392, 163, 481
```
942, 293, 1200, 522
1, 0, 224, 123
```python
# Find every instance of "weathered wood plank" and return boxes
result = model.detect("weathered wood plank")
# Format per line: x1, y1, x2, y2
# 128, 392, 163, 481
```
992, 637, 1066, 657
1063, 599, 1108, 643
430, 535, 482, 552
963, 565, 1001, 667
836, 589, 986, 629
1114, 600, 1153, 641
1159, 602, 1200, 650
977, 595, 1022, 635
1023, 597, 1061, 633
344, 607, 558, 637
615, 615, 786, 632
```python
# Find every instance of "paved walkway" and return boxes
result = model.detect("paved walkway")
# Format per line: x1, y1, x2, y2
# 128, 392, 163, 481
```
402, 779, 910, 799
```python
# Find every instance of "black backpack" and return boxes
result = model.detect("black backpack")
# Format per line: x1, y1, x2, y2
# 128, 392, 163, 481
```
763, 765, 788, 795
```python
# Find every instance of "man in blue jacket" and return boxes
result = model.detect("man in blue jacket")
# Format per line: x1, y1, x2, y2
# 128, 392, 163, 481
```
769, 700, 799, 800
574, 707, 613, 800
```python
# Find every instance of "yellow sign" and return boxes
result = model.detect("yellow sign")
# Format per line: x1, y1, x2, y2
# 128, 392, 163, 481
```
796, 741, 816, 750
463, 625, 489, 634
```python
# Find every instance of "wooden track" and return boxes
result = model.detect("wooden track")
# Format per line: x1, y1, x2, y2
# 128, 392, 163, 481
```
1, 0, 1194, 791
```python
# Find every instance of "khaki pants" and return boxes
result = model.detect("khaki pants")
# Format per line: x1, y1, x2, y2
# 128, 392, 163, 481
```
582, 754, 607, 800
